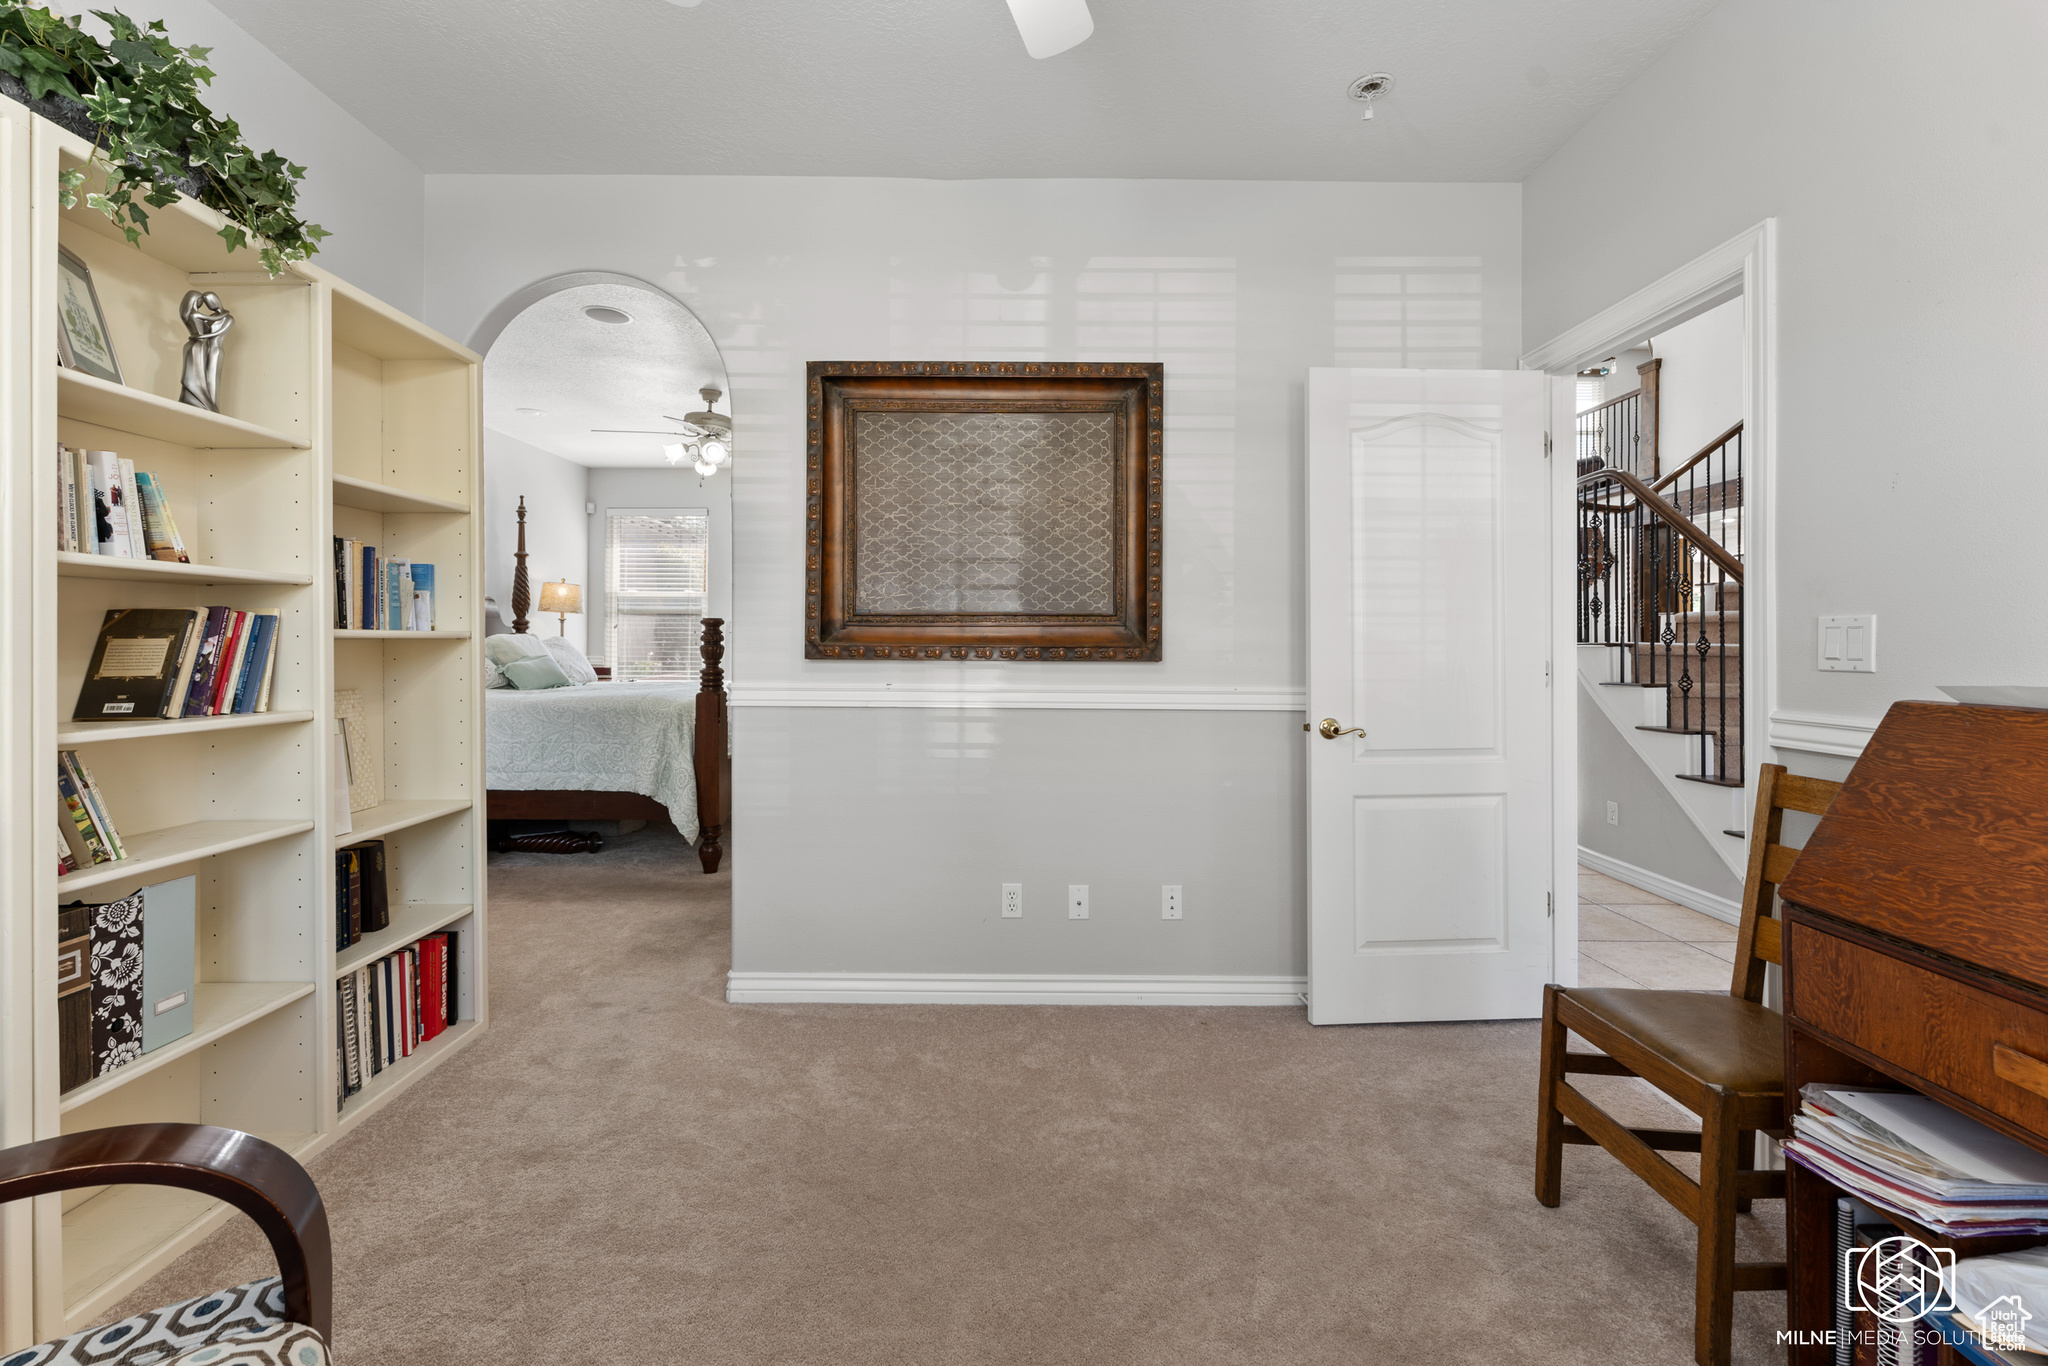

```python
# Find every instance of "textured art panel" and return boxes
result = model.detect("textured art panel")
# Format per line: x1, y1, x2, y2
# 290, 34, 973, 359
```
807, 361, 1163, 661
852, 411, 1118, 616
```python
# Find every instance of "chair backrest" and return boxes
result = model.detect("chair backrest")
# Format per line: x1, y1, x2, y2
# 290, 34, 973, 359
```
1729, 763, 1843, 1002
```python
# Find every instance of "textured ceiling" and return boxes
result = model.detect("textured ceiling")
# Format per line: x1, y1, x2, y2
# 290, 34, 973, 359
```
206, 0, 1715, 179
483, 282, 730, 467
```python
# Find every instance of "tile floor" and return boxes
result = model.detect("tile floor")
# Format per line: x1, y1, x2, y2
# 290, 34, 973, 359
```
1575, 865, 1736, 991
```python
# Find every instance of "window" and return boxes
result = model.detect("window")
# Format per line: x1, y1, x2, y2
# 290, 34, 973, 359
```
604, 509, 709, 681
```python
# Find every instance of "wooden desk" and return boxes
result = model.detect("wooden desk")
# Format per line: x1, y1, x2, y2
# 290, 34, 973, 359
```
1780, 701, 2048, 1365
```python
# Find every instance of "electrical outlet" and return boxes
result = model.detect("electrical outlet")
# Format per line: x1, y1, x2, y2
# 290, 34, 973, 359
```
1001, 883, 1023, 918
1161, 885, 1183, 920
1606, 801, 1619, 827
1068, 885, 1089, 920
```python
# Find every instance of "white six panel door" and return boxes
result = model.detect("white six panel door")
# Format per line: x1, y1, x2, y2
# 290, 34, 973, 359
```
1305, 369, 1554, 1025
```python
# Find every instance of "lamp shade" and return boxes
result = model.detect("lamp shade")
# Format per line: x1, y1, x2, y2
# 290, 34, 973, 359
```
538, 581, 582, 615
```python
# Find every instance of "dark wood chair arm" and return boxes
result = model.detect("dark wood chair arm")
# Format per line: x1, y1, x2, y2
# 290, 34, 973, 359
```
0, 1124, 330, 1340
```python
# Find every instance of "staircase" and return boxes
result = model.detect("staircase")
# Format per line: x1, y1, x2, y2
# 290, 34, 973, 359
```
1578, 420, 1747, 869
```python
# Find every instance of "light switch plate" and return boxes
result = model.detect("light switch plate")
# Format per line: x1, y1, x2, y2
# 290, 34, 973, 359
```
1819, 615, 1878, 673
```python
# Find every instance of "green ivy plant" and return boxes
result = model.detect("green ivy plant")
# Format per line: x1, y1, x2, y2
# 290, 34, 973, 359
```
0, 1, 327, 274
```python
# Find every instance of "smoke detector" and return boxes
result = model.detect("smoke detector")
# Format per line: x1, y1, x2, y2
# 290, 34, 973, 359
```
1347, 72, 1395, 120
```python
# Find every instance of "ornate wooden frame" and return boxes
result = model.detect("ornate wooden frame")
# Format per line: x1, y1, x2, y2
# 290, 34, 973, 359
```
805, 361, 1164, 661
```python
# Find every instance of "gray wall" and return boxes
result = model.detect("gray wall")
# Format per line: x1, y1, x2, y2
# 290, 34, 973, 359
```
85, 0, 427, 314
1525, 0, 2048, 743
483, 428, 588, 651
734, 708, 1305, 976
1577, 683, 1741, 902
424, 174, 1523, 978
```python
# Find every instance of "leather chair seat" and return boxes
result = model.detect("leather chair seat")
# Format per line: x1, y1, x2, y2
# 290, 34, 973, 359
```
1559, 987, 1784, 1094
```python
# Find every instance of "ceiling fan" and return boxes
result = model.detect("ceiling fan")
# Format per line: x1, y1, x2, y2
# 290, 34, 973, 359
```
593, 386, 732, 475
1005, 0, 1093, 58
660, 0, 1094, 59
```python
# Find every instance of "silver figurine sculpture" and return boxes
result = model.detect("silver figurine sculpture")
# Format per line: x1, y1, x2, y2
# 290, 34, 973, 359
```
178, 290, 233, 412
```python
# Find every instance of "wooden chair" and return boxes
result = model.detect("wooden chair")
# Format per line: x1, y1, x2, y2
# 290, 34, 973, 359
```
1535, 763, 1841, 1366
0, 1123, 330, 1363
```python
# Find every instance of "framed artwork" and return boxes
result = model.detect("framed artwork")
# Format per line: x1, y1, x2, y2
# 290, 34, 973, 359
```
55, 245, 122, 383
805, 361, 1163, 661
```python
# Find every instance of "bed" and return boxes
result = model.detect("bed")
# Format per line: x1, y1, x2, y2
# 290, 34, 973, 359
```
484, 499, 729, 871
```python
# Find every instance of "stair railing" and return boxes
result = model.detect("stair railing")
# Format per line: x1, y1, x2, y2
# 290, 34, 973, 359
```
1578, 422, 1745, 782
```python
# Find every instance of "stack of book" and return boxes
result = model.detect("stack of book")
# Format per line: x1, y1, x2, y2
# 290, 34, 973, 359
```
57, 876, 196, 1091
332, 538, 434, 631
1787, 1085, 2048, 1236
335, 839, 390, 949
58, 444, 190, 561
72, 607, 280, 723
56, 749, 125, 871
336, 929, 458, 1109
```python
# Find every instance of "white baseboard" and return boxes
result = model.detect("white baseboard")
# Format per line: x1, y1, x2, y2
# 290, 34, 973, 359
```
1576, 846, 1742, 926
726, 972, 1308, 1006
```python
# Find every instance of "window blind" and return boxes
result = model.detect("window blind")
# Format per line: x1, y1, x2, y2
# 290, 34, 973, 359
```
604, 510, 709, 682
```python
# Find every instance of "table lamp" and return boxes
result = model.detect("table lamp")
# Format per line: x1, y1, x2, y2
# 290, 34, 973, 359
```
538, 579, 582, 636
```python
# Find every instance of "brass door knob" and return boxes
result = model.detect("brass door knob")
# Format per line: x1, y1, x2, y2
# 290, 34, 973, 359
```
1318, 718, 1365, 740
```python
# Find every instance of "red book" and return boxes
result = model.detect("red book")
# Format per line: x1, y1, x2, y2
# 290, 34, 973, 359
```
420, 936, 445, 1040
207, 611, 248, 714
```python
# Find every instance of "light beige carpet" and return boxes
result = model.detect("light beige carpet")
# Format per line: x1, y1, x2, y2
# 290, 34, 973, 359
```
115, 826, 1786, 1363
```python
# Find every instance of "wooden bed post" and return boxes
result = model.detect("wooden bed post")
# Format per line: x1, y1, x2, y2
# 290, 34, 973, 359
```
694, 618, 729, 874
511, 495, 531, 634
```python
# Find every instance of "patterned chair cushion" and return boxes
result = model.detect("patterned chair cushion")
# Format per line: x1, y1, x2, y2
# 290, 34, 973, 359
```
2, 1278, 326, 1366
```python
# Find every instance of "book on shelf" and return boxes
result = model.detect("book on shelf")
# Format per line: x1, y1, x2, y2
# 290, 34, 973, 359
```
72, 607, 278, 722
56, 749, 124, 867
58, 877, 198, 1092
60, 445, 188, 561
334, 839, 390, 949
330, 537, 435, 630
55, 825, 76, 877
409, 563, 435, 631
336, 929, 457, 1109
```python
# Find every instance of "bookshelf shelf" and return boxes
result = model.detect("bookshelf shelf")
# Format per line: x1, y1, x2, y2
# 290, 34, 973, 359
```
337, 902, 472, 976
339, 799, 472, 847
337, 1019, 482, 1126
332, 629, 472, 640
56, 369, 308, 451
57, 981, 317, 1113
332, 474, 468, 515
7, 92, 485, 1340
56, 819, 315, 893
56, 710, 316, 746
55, 552, 313, 586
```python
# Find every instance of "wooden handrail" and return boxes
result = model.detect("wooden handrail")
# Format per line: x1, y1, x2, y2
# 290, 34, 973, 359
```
1576, 467, 1744, 582
1649, 421, 1745, 494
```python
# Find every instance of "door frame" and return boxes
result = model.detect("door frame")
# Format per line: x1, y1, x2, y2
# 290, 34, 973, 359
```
1520, 220, 1780, 912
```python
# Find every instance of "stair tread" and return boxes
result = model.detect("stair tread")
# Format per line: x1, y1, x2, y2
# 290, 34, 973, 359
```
1637, 725, 1719, 736
1676, 773, 1744, 788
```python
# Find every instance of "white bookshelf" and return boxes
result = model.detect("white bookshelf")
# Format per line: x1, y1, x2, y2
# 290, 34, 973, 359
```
0, 94, 487, 1345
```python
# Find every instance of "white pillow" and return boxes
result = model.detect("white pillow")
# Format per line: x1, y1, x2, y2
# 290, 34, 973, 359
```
542, 636, 598, 685
483, 633, 547, 667
483, 657, 509, 689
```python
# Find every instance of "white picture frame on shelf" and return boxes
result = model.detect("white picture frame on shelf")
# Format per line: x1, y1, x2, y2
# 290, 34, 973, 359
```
55, 245, 123, 383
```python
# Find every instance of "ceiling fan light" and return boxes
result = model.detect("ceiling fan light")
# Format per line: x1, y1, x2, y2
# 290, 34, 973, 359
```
693, 458, 719, 477
1005, 0, 1092, 59
701, 438, 729, 466
663, 442, 688, 465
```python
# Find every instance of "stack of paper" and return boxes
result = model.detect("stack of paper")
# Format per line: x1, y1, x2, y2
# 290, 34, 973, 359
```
1784, 1086, 2048, 1236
